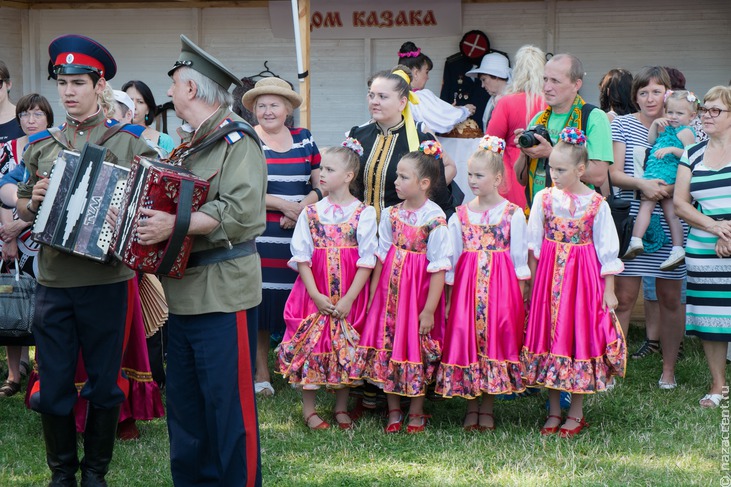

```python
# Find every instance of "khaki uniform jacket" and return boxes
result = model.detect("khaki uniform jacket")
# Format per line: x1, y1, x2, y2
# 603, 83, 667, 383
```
162, 107, 267, 315
17, 111, 157, 288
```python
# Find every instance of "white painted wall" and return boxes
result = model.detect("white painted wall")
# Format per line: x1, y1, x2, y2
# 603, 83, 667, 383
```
0, 0, 729, 148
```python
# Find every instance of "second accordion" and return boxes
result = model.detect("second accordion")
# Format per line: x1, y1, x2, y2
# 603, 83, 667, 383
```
113, 156, 210, 278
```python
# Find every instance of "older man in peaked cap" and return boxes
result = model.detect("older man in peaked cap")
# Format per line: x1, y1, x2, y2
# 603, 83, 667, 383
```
137, 34, 265, 486
16, 34, 157, 487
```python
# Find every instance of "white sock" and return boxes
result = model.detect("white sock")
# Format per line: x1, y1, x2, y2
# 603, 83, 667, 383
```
630, 236, 643, 244
672, 246, 684, 252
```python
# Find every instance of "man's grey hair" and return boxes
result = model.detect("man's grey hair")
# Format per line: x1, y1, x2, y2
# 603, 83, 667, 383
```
177, 66, 233, 107
550, 53, 585, 82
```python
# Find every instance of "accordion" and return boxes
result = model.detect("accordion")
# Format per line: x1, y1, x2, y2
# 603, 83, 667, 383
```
31, 143, 129, 263
113, 156, 210, 279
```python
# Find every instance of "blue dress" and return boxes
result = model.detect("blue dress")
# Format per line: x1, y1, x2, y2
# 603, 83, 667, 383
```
643, 125, 693, 184
256, 127, 320, 336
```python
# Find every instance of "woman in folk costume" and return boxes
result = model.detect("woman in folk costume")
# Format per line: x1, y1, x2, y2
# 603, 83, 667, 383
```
350, 141, 452, 434
522, 127, 626, 438
435, 135, 530, 431
276, 139, 377, 430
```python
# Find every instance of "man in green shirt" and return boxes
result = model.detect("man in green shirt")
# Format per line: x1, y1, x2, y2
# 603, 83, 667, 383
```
514, 53, 614, 211
137, 35, 266, 487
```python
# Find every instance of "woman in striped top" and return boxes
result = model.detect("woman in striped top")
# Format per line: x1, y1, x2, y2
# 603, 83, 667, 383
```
609, 66, 685, 390
674, 85, 731, 408
242, 77, 322, 396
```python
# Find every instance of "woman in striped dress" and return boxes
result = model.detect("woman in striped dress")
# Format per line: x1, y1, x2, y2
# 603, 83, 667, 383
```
242, 78, 322, 395
674, 85, 731, 408
609, 66, 685, 389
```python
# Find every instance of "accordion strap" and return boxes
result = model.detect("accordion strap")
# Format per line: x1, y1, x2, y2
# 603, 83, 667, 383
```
174, 121, 262, 165
156, 178, 195, 276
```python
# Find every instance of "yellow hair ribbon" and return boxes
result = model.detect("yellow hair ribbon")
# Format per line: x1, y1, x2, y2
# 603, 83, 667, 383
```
392, 69, 420, 151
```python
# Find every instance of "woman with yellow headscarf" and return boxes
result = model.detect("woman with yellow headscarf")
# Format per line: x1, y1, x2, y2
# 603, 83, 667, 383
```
348, 65, 457, 221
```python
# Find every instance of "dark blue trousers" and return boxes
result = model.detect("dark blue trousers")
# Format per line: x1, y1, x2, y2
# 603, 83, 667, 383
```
167, 310, 262, 487
31, 281, 129, 415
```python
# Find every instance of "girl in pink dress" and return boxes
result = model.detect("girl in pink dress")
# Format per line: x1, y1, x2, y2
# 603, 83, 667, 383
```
276, 139, 377, 431
523, 127, 626, 438
350, 141, 452, 434
435, 135, 530, 431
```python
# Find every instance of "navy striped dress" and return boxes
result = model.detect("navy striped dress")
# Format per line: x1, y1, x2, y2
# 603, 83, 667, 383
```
611, 114, 686, 279
256, 127, 320, 335
681, 141, 731, 341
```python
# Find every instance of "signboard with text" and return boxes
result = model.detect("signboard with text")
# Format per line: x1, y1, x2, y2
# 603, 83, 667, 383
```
269, 1, 462, 39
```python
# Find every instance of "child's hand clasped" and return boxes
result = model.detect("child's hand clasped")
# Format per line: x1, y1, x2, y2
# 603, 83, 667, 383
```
602, 290, 618, 311
333, 296, 354, 320
314, 293, 335, 315
418, 310, 435, 335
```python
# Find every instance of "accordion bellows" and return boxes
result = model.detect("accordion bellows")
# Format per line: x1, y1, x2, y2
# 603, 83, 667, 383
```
112, 156, 210, 279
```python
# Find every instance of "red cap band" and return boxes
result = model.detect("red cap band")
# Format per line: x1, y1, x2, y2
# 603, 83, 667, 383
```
54, 51, 105, 77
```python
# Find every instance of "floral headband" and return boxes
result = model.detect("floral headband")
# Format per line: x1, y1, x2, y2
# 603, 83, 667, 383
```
478, 135, 505, 155
664, 89, 699, 105
419, 140, 442, 159
341, 137, 364, 156
398, 48, 421, 58
559, 127, 587, 146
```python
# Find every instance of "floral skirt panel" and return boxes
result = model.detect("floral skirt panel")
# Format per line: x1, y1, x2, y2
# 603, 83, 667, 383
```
521, 239, 627, 393
276, 247, 367, 389
436, 249, 526, 398
350, 246, 444, 397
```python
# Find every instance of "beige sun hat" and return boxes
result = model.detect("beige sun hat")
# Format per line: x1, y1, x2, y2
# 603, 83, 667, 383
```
242, 77, 302, 111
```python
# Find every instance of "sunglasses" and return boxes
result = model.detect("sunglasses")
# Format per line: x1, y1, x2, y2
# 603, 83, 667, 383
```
0, 79, 6, 88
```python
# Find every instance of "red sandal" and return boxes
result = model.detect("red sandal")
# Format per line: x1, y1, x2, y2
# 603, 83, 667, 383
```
477, 412, 495, 432
334, 410, 353, 430
540, 414, 562, 436
406, 413, 431, 434
559, 416, 589, 438
463, 410, 480, 432
305, 412, 330, 430
384, 409, 403, 434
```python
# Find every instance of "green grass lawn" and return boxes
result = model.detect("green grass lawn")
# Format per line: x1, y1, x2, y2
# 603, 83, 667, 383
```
0, 325, 725, 486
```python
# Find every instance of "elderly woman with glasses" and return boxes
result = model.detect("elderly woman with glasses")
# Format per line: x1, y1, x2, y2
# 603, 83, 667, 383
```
674, 85, 731, 408
0, 93, 54, 398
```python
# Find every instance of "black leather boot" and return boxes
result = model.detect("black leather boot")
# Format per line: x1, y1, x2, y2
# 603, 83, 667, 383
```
41, 413, 79, 487
79, 405, 121, 487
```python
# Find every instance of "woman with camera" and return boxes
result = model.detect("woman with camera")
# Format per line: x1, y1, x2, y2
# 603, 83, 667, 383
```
609, 66, 685, 390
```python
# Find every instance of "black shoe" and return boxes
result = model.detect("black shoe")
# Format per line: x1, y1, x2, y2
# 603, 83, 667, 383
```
80, 405, 121, 487
41, 413, 79, 487
631, 339, 660, 360
677, 341, 685, 361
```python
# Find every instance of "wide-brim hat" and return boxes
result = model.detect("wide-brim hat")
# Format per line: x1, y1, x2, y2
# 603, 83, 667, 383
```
49, 34, 117, 80
168, 34, 242, 91
242, 77, 302, 112
466, 52, 511, 80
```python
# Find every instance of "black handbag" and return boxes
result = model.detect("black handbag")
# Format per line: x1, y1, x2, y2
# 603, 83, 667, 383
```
604, 171, 634, 257
0, 260, 36, 338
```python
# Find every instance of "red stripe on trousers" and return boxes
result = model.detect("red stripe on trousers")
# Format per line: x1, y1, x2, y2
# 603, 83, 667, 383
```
260, 258, 291, 269
116, 279, 135, 399
235, 310, 258, 487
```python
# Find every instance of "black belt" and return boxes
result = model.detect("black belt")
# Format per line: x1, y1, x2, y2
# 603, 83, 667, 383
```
186, 240, 257, 269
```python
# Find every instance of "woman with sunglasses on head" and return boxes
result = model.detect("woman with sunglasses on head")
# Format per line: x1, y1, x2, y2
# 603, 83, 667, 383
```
674, 85, 731, 409
0, 61, 24, 144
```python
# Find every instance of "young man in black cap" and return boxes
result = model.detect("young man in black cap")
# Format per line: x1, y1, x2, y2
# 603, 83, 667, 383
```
17, 34, 156, 487
138, 34, 265, 486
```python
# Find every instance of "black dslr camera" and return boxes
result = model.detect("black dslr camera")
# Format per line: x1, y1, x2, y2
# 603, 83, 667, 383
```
518, 125, 551, 148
